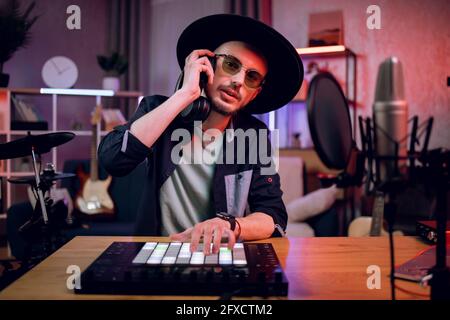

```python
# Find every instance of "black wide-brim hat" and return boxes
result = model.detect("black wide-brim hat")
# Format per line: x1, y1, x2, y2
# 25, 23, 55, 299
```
176, 14, 304, 114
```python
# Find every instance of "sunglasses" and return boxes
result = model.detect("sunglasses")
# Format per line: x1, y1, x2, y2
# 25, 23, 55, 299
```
214, 54, 265, 89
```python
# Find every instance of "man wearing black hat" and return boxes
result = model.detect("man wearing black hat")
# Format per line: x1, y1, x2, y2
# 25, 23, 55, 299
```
98, 14, 303, 255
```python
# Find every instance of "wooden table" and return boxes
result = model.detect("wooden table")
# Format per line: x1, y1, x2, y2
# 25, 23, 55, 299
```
0, 236, 431, 300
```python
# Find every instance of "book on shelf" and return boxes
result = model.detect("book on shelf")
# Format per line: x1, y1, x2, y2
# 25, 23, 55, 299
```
11, 95, 39, 121
10, 95, 48, 130
0, 90, 8, 131
308, 11, 344, 47
0, 112, 5, 132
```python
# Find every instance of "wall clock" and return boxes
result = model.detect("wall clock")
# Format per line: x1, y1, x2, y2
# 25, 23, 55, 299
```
42, 56, 78, 88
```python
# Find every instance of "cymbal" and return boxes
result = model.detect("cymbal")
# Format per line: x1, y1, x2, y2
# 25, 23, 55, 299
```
8, 172, 76, 185
0, 132, 75, 160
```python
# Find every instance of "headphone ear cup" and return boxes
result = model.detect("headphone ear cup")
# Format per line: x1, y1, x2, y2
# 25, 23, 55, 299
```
195, 96, 211, 121
180, 96, 210, 123
175, 70, 211, 123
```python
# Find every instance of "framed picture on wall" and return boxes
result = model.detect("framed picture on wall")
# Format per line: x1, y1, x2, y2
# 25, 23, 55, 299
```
308, 11, 344, 47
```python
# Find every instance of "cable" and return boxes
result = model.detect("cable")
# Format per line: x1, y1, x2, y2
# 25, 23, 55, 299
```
385, 201, 397, 301
389, 228, 396, 300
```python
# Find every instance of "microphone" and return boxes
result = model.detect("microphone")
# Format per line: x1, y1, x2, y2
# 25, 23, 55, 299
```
373, 57, 409, 181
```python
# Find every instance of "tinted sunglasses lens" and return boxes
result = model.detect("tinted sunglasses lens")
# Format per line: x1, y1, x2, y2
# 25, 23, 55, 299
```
222, 56, 241, 74
245, 71, 264, 88
221, 55, 264, 88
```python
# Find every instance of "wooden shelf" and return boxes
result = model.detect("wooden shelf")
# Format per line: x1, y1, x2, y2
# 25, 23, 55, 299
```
0, 172, 34, 177
297, 45, 356, 58
296, 45, 358, 138
0, 88, 141, 211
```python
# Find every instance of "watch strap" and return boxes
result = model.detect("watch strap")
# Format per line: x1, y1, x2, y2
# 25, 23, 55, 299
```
216, 212, 236, 231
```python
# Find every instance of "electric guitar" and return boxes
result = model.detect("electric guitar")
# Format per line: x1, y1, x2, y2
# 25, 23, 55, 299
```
348, 191, 403, 237
75, 104, 114, 217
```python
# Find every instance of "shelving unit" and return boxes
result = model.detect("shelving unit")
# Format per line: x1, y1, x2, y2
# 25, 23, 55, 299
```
0, 88, 143, 215
265, 45, 357, 149
276, 46, 358, 232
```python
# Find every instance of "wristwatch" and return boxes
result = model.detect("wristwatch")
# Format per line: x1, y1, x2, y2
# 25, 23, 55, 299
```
216, 212, 236, 231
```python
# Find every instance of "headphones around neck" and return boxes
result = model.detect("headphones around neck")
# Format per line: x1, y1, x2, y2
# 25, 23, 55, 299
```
175, 56, 216, 123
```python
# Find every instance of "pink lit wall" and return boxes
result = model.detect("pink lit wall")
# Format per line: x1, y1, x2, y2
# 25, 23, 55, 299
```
4, 0, 107, 89
4, 0, 449, 151
272, 0, 450, 149
3, 0, 109, 173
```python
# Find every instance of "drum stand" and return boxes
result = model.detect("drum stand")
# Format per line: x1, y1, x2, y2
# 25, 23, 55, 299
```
0, 132, 75, 290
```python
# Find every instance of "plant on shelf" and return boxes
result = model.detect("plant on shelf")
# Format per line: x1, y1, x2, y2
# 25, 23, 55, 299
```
97, 52, 129, 91
0, 0, 39, 87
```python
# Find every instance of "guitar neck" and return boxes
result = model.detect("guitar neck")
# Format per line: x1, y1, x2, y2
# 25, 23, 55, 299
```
369, 191, 385, 236
91, 123, 98, 181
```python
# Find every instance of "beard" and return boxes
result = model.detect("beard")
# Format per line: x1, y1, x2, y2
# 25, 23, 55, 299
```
210, 101, 239, 116
210, 92, 246, 116
206, 84, 248, 116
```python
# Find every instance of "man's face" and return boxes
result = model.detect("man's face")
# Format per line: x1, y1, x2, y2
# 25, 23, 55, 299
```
206, 41, 268, 116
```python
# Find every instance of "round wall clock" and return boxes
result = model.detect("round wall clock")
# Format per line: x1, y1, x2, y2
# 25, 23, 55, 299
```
42, 56, 78, 88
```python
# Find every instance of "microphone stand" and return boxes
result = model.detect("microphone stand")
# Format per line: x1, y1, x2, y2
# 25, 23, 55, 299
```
360, 115, 448, 300
387, 204, 396, 300
378, 179, 404, 301
428, 151, 450, 300
359, 116, 434, 300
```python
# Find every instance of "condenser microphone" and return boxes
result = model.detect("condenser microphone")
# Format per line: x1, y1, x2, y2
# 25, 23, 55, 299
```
373, 57, 409, 181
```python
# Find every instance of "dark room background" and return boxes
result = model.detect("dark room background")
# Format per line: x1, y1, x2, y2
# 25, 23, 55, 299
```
3, 0, 449, 154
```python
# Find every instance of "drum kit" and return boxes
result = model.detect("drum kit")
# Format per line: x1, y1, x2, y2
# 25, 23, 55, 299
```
0, 132, 76, 265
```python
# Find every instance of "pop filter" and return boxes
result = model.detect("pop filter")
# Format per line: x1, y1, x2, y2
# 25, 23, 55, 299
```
307, 72, 352, 171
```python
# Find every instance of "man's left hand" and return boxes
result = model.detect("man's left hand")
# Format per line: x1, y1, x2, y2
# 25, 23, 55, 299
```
170, 218, 236, 255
